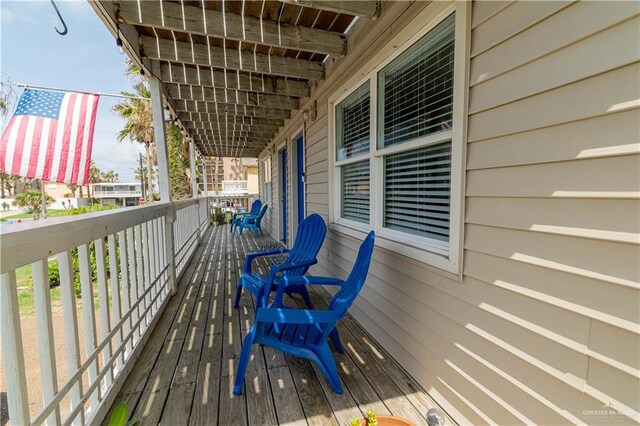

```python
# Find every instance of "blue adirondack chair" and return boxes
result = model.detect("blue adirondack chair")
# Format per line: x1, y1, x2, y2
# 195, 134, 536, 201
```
234, 203, 268, 236
231, 199, 262, 235
233, 231, 376, 395
234, 213, 327, 309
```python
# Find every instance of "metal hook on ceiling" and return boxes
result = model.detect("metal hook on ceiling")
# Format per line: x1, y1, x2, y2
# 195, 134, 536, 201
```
50, 0, 68, 36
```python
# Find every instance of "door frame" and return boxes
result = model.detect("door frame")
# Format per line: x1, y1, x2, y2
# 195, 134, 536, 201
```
278, 144, 288, 244
291, 127, 305, 233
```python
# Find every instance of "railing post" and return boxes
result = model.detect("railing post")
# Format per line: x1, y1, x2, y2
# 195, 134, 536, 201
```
202, 157, 209, 197
149, 75, 172, 203
165, 205, 177, 295
189, 138, 198, 198
0, 271, 30, 425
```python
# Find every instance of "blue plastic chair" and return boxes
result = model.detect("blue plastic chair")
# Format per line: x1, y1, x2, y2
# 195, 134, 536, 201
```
234, 203, 268, 236
234, 214, 327, 309
231, 199, 262, 235
233, 231, 375, 395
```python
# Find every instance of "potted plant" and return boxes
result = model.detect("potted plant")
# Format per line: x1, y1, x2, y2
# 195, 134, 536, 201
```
351, 410, 415, 426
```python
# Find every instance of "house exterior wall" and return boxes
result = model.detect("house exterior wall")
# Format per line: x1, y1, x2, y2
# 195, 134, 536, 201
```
258, 1, 640, 424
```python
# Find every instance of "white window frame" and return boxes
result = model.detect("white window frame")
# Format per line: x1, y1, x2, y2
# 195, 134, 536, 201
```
261, 155, 272, 207
328, 1, 470, 275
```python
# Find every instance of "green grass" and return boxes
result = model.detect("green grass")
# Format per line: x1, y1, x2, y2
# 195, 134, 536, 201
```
17, 283, 106, 317
18, 287, 62, 316
15, 264, 33, 288
6, 209, 68, 219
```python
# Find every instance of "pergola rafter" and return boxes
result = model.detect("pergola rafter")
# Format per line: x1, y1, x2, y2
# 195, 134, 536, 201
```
160, 63, 309, 98
96, 0, 361, 158
116, 0, 347, 57
166, 83, 300, 110
183, 120, 281, 134
140, 36, 324, 81
175, 101, 292, 120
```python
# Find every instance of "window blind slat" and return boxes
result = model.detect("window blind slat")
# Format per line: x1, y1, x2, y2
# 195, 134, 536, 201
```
336, 83, 371, 161
379, 13, 456, 148
342, 160, 370, 223
384, 142, 451, 241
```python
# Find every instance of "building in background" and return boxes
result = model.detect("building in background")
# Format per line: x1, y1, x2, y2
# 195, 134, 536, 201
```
202, 157, 258, 195
92, 182, 142, 207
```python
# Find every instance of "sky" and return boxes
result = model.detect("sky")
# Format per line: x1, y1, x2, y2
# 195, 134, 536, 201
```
1, 0, 143, 182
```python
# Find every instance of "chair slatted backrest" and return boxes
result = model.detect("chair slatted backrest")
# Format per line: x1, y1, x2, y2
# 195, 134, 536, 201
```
328, 231, 375, 315
254, 203, 269, 226
285, 214, 327, 276
248, 199, 263, 215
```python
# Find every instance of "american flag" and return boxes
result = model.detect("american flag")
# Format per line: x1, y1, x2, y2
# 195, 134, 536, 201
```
0, 88, 100, 185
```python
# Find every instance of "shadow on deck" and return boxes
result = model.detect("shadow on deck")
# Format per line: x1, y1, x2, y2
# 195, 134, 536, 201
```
105, 224, 443, 425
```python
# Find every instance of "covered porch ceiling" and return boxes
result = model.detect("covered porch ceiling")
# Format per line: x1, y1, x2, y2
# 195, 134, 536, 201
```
90, 0, 381, 158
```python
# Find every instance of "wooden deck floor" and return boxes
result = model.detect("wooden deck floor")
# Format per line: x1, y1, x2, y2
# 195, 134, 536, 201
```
105, 225, 444, 426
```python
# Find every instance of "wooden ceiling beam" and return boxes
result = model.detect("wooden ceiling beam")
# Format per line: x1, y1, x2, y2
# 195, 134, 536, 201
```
193, 135, 273, 144
116, 0, 346, 57
190, 128, 276, 139
176, 112, 284, 127
280, 0, 380, 18
160, 63, 309, 98
140, 36, 324, 81
184, 120, 281, 134
166, 83, 299, 110
175, 100, 292, 120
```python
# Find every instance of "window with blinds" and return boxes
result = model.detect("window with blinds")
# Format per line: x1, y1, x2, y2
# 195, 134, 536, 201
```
384, 142, 451, 241
378, 13, 455, 148
336, 83, 370, 161
341, 160, 370, 223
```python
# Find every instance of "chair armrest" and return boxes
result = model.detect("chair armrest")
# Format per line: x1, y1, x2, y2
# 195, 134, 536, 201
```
256, 259, 319, 307
280, 276, 345, 288
255, 307, 339, 325
243, 248, 290, 274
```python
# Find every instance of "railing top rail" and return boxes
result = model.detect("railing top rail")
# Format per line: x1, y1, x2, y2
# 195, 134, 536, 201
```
0, 197, 209, 274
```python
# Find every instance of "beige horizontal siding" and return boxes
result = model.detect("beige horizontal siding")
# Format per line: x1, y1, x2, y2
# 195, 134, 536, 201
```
467, 109, 640, 169
256, 0, 640, 424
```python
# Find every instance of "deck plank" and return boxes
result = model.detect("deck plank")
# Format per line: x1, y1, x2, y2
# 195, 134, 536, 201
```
218, 229, 249, 426
190, 227, 226, 425
235, 235, 280, 426
104, 225, 448, 426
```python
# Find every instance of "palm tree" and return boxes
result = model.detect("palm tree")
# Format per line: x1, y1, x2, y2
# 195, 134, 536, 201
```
101, 170, 120, 183
113, 82, 154, 201
13, 190, 54, 220
0, 73, 17, 117
87, 161, 103, 200
113, 61, 155, 201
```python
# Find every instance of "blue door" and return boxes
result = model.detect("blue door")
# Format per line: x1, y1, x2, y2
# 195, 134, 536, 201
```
296, 135, 305, 225
280, 148, 288, 244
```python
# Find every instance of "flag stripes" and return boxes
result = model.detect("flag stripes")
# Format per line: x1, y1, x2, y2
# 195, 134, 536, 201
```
0, 89, 100, 185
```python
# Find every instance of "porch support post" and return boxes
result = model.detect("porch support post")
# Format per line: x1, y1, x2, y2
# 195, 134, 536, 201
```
149, 75, 176, 294
189, 139, 198, 198
202, 157, 209, 197
149, 76, 171, 203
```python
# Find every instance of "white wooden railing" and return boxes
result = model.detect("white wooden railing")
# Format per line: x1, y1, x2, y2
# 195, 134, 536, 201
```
0, 197, 211, 425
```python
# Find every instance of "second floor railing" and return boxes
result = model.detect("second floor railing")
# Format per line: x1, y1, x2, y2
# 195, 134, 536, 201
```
0, 197, 211, 425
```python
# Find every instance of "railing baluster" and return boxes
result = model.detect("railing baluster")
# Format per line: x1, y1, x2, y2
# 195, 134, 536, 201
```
0, 271, 30, 425
78, 244, 101, 410
58, 251, 84, 424
94, 238, 113, 389
134, 225, 146, 331
118, 230, 132, 355
160, 216, 168, 298
142, 221, 153, 322
151, 219, 159, 310
108, 234, 124, 373
32, 258, 62, 426
165, 209, 177, 295
126, 227, 139, 343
